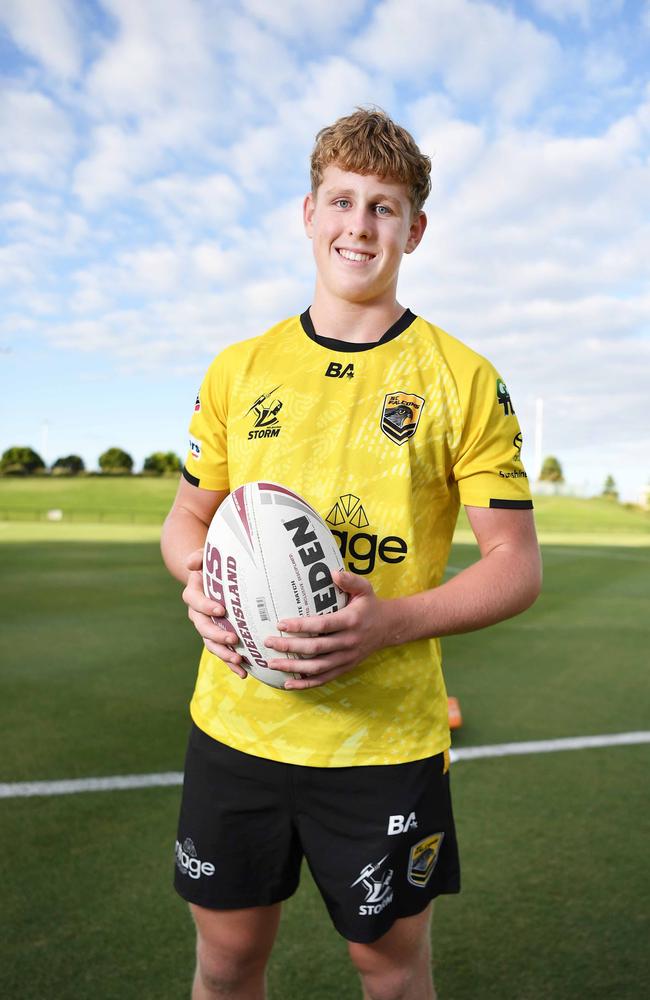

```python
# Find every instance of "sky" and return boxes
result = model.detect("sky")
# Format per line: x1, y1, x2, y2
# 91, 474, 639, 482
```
1, 0, 649, 501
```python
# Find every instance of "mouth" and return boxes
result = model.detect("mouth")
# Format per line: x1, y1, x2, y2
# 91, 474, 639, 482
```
336, 247, 376, 263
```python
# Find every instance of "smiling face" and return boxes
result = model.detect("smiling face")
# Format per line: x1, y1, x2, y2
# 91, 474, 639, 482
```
303, 164, 427, 311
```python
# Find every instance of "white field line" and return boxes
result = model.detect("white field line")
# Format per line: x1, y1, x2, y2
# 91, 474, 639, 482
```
1, 732, 649, 800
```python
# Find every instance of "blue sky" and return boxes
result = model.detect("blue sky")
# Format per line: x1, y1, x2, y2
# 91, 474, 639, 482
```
1, 0, 649, 500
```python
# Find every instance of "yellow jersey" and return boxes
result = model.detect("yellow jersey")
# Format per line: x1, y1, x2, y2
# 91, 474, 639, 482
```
183, 309, 532, 766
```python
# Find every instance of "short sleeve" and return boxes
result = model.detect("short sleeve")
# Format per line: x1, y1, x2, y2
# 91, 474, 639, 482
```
182, 354, 230, 491
452, 361, 533, 509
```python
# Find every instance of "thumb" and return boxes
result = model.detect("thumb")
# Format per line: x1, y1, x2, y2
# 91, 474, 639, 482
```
334, 569, 372, 596
186, 547, 204, 572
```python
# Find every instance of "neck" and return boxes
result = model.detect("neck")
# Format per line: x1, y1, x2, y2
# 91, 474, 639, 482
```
309, 286, 405, 344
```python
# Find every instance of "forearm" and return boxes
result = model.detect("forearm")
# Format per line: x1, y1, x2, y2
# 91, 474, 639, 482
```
384, 542, 542, 647
161, 508, 208, 583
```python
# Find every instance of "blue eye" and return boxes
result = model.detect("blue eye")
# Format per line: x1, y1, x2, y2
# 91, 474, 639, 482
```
376, 204, 391, 215
335, 199, 350, 209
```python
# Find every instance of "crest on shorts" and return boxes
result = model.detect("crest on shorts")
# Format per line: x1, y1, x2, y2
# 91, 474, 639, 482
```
407, 833, 444, 888
380, 391, 425, 445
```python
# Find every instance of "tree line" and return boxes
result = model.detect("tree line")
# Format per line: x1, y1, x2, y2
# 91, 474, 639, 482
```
0, 446, 182, 477
1, 446, 621, 497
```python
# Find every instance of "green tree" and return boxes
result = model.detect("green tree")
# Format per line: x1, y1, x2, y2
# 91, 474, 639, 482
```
98, 447, 133, 474
601, 474, 618, 500
0, 445, 46, 475
52, 454, 85, 476
143, 451, 182, 475
539, 455, 564, 483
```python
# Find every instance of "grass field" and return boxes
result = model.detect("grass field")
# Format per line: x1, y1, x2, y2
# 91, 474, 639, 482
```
1, 486, 648, 999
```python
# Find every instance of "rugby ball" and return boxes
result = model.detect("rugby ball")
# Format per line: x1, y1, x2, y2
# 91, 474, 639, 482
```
203, 481, 347, 688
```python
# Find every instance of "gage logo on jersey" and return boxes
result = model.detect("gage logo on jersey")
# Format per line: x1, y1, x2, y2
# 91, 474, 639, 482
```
380, 391, 425, 445
325, 493, 408, 575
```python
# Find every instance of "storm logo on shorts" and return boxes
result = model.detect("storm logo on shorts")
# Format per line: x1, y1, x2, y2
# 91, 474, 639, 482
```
380, 391, 425, 445
407, 833, 444, 888
247, 386, 284, 440
351, 855, 394, 916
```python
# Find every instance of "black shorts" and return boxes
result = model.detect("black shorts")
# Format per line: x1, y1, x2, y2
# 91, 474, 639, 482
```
174, 723, 460, 944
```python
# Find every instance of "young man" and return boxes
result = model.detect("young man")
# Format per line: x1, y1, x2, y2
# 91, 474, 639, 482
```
162, 108, 541, 1000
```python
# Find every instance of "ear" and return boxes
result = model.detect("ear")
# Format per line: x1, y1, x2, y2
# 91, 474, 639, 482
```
303, 192, 315, 238
405, 211, 427, 254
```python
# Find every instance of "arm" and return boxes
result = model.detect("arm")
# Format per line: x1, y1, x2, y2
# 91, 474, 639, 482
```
264, 506, 542, 689
161, 478, 247, 677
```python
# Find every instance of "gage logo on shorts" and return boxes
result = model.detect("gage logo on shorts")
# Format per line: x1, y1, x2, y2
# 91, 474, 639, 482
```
351, 855, 394, 916
175, 838, 216, 880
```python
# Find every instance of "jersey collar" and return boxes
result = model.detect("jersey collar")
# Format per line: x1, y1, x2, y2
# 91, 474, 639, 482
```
300, 307, 416, 353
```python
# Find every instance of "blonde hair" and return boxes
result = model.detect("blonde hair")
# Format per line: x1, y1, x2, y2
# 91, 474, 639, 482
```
310, 107, 431, 215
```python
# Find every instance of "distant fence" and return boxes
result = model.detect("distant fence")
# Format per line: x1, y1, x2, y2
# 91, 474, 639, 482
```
0, 507, 165, 525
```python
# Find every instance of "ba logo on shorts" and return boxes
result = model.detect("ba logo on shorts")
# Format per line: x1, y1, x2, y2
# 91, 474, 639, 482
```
380, 391, 425, 445
407, 833, 444, 888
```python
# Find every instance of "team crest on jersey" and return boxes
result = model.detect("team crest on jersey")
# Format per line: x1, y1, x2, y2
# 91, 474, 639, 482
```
380, 391, 425, 445
246, 386, 283, 440
407, 833, 444, 888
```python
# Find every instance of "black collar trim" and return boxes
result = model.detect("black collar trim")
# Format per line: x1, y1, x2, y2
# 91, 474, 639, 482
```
300, 308, 416, 353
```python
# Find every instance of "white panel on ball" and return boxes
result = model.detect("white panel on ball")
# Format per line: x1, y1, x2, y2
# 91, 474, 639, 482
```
203, 481, 347, 688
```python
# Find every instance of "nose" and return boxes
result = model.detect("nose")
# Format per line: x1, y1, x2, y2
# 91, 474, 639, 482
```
348, 206, 372, 239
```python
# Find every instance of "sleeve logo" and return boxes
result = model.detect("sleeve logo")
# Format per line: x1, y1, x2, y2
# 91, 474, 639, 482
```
380, 391, 425, 445
496, 378, 515, 416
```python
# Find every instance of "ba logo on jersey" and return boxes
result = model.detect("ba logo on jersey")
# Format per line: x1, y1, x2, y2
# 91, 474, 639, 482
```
247, 386, 283, 440
381, 391, 425, 445
325, 361, 355, 379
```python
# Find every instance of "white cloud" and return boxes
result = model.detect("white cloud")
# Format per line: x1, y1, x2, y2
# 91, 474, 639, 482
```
86, 0, 218, 117
138, 172, 245, 232
352, 0, 560, 118
239, 0, 367, 42
531, 0, 624, 27
0, 0, 82, 78
0, 89, 74, 181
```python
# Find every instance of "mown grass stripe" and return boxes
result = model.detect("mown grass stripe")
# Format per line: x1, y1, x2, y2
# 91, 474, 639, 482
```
1, 732, 648, 799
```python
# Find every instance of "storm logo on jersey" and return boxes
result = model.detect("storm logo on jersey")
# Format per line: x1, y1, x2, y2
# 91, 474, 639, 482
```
247, 386, 283, 440
380, 391, 425, 445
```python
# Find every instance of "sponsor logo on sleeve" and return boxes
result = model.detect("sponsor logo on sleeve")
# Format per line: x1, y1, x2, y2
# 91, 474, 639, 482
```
496, 378, 515, 416
194, 392, 201, 412
189, 436, 202, 460
513, 431, 522, 462
380, 391, 425, 445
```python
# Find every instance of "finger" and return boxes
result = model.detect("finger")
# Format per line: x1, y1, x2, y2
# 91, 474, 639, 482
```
333, 570, 373, 596
276, 609, 348, 635
187, 605, 239, 642
183, 585, 227, 617
265, 632, 350, 657
283, 663, 352, 690
203, 637, 245, 670
270, 650, 351, 675
186, 548, 204, 571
